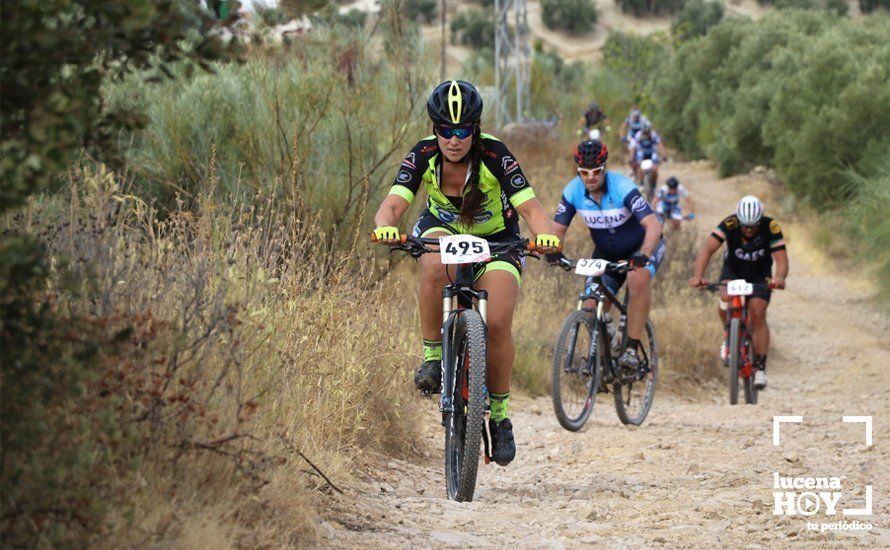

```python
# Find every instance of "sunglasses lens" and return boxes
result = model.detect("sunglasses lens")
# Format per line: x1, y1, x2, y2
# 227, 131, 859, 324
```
578, 167, 604, 176
438, 126, 473, 139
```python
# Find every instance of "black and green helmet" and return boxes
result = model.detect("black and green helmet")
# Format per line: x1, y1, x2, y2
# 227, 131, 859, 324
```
427, 80, 484, 126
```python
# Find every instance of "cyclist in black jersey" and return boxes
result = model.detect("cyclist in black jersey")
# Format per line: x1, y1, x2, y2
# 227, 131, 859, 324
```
688, 196, 789, 389
578, 101, 609, 136
372, 80, 560, 466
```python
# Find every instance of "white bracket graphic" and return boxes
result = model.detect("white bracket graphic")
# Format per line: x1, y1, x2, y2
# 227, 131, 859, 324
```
843, 485, 873, 516
842, 416, 873, 446
773, 416, 803, 446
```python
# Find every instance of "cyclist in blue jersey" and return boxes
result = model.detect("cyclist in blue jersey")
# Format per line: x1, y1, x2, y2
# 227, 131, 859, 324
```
547, 140, 665, 371
653, 176, 696, 231
620, 106, 650, 144
629, 123, 666, 186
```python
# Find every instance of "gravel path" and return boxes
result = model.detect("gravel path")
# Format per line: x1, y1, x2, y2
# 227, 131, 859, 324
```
321, 161, 889, 548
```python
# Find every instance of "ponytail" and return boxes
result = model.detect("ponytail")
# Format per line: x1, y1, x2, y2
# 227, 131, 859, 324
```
459, 126, 484, 227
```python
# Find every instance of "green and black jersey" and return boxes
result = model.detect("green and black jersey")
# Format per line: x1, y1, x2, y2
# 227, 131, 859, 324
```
388, 134, 536, 236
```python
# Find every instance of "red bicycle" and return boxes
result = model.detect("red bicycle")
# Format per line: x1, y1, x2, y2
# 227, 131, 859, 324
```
698, 279, 776, 405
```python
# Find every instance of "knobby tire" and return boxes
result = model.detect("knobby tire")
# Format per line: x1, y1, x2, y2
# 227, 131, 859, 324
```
551, 310, 601, 432
444, 311, 487, 502
613, 319, 658, 425
743, 338, 757, 405
728, 318, 741, 405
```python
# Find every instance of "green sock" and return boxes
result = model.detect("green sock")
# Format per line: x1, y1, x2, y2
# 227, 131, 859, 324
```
489, 392, 509, 423
423, 339, 442, 362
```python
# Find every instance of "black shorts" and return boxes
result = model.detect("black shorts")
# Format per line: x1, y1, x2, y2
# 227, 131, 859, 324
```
719, 264, 771, 302
411, 208, 524, 284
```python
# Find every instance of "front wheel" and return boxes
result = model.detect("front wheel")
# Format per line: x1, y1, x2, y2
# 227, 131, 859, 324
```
728, 318, 741, 405
444, 310, 487, 502
743, 337, 757, 405
551, 310, 601, 431
613, 319, 658, 425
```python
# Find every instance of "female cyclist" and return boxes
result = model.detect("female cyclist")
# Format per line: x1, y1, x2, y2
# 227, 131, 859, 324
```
372, 80, 560, 466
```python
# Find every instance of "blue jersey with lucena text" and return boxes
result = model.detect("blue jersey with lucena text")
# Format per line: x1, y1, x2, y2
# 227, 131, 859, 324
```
554, 172, 654, 259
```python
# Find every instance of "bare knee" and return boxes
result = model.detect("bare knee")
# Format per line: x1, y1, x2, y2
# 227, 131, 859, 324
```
627, 271, 650, 296
749, 306, 768, 328
420, 258, 449, 287
486, 313, 513, 343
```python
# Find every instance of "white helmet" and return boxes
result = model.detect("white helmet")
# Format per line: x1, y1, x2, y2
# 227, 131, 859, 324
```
736, 195, 763, 226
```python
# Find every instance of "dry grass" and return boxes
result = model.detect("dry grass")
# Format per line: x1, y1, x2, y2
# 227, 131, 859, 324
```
11, 163, 422, 546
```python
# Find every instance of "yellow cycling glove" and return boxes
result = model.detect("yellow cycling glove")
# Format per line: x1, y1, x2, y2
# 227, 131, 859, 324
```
535, 234, 561, 251
372, 226, 400, 242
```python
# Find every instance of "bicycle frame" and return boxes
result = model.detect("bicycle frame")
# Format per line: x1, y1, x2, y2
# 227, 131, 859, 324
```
575, 278, 636, 383
726, 295, 753, 379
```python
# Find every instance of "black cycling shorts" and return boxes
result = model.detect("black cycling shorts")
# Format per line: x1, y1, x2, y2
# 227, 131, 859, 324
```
411, 208, 524, 284
719, 264, 772, 302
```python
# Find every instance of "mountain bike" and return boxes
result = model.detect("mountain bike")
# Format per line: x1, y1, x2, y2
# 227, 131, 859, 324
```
550, 257, 658, 430
372, 233, 539, 501
639, 158, 656, 202
697, 279, 776, 405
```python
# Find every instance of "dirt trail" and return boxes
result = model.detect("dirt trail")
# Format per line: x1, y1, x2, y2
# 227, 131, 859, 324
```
321, 161, 889, 547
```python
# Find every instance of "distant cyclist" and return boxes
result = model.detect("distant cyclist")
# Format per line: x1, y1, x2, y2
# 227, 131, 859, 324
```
620, 106, 650, 144
629, 123, 666, 186
372, 80, 560, 466
687, 196, 789, 389
653, 176, 696, 231
578, 101, 609, 138
548, 140, 665, 374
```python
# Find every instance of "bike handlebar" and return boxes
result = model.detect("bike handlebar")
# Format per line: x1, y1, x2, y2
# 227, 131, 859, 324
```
696, 280, 778, 292
550, 256, 634, 275
370, 233, 543, 258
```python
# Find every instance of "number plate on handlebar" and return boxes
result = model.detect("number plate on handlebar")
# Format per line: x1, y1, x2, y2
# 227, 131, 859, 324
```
727, 279, 754, 296
439, 234, 491, 264
575, 258, 610, 277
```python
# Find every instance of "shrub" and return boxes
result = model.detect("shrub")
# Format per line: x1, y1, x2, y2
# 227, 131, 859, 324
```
615, 0, 684, 16
602, 32, 669, 96
106, 22, 434, 245
651, 10, 890, 293
541, 0, 599, 34
859, 0, 890, 12
407, 0, 439, 23
451, 8, 496, 49
671, 0, 725, 43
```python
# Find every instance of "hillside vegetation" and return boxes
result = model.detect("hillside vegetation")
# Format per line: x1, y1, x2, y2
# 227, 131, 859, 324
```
3, 1, 888, 546
652, 10, 890, 293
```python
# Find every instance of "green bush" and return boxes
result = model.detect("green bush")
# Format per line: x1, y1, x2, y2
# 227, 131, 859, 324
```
105, 22, 434, 242
652, 10, 890, 292
671, 0, 724, 43
602, 32, 669, 96
860, 0, 890, 12
407, 0, 439, 23
541, 0, 598, 34
615, 0, 684, 16
450, 8, 496, 49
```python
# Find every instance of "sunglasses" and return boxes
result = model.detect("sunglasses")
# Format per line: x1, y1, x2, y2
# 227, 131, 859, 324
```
577, 166, 605, 177
435, 125, 475, 140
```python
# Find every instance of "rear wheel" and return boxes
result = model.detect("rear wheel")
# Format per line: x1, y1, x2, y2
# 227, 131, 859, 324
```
551, 310, 601, 431
614, 319, 658, 425
728, 318, 741, 405
444, 311, 487, 502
